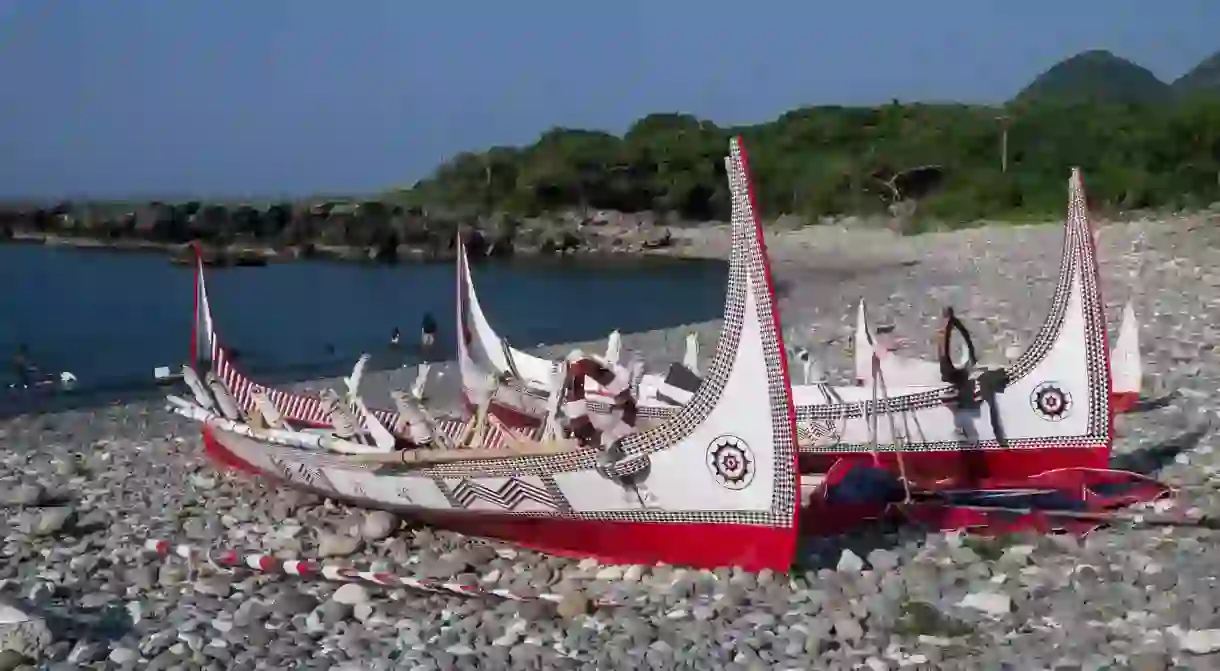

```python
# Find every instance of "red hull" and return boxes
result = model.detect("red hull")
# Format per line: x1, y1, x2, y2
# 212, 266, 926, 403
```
799, 444, 1110, 485
1111, 391, 1139, 414
201, 429, 795, 571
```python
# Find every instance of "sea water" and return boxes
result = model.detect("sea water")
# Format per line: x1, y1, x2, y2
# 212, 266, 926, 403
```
0, 244, 726, 414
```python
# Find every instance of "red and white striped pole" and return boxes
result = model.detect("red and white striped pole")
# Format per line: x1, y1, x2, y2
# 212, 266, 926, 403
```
141, 539, 611, 607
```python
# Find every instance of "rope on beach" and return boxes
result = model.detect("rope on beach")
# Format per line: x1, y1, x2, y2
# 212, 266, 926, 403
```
141, 539, 608, 609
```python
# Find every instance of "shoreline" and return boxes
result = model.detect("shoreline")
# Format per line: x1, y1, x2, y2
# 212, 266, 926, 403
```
5, 208, 1202, 267
0, 230, 728, 267
5, 202, 1215, 267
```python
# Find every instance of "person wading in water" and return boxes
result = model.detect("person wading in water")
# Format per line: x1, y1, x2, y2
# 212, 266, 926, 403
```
11, 344, 36, 388
420, 313, 437, 350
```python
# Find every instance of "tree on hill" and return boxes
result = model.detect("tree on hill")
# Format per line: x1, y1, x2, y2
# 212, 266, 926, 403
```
1014, 50, 1171, 106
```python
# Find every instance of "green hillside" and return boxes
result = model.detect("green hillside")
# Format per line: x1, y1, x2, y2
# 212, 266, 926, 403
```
1013, 50, 1171, 105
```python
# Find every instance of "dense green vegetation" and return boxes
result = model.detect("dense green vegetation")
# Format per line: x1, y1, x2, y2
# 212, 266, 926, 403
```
401, 98, 1220, 226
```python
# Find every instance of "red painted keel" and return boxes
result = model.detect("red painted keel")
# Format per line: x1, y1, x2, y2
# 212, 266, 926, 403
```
802, 444, 1111, 485
1111, 391, 1139, 414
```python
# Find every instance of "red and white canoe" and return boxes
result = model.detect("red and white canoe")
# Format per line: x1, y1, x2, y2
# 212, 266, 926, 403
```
167, 137, 801, 572
459, 166, 1117, 483
852, 296, 1142, 413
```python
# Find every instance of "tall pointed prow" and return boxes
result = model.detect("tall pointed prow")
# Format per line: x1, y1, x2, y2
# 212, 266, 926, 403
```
1110, 300, 1142, 413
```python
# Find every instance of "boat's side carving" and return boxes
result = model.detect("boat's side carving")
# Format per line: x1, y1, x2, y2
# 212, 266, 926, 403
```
443, 475, 571, 512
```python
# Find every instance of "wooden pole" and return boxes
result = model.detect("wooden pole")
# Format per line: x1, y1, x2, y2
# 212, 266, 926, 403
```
997, 115, 1010, 173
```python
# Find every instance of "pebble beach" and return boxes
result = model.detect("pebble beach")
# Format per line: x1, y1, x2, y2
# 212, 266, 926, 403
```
3, 213, 1220, 670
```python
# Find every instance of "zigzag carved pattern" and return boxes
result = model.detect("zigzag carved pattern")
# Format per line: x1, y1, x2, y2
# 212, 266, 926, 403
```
451, 478, 557, 511
270, 456, 332, 490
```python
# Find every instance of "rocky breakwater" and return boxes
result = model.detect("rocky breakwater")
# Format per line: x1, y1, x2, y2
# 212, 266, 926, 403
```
0, 200, 679, 265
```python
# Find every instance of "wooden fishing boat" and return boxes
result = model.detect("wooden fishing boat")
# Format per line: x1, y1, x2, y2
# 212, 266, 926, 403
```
851, 296, 1143, 413
457, 164, 1117, 485
167, 137, 801, 571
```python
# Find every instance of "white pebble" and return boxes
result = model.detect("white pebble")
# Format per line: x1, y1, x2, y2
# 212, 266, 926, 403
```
958, 591, 1013, 617
332, 583, 371, 605
836, 549, 865, 573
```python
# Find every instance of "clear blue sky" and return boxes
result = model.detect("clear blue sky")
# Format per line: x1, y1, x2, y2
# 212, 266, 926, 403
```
1, 0, 1216, 200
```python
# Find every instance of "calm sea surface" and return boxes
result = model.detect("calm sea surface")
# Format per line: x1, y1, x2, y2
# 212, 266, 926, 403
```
0, 244, 727, 415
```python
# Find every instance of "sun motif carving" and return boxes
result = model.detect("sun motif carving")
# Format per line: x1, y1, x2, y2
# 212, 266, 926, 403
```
706, 435, 755, 490
1030, 382, 1072, 421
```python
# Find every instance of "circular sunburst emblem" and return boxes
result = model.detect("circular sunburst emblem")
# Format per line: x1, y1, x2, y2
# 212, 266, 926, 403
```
706, 435, 755, 490
1030, 382, 1072, 421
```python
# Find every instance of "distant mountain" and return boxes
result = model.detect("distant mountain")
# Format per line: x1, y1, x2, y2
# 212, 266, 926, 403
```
1013, 50, 1172, 105
1173, 51, 1220, 96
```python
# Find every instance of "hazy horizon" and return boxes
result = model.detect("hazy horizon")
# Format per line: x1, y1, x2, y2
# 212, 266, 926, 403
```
1, 0, 1216, 200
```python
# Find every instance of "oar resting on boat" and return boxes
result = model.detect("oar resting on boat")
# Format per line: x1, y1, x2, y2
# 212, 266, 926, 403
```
167, 394, 388, 455
169, 390, 578, 467
345, 435, 579, 468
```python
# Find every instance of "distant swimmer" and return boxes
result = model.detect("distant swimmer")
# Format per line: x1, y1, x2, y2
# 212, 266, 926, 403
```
390, 328, 401, 347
